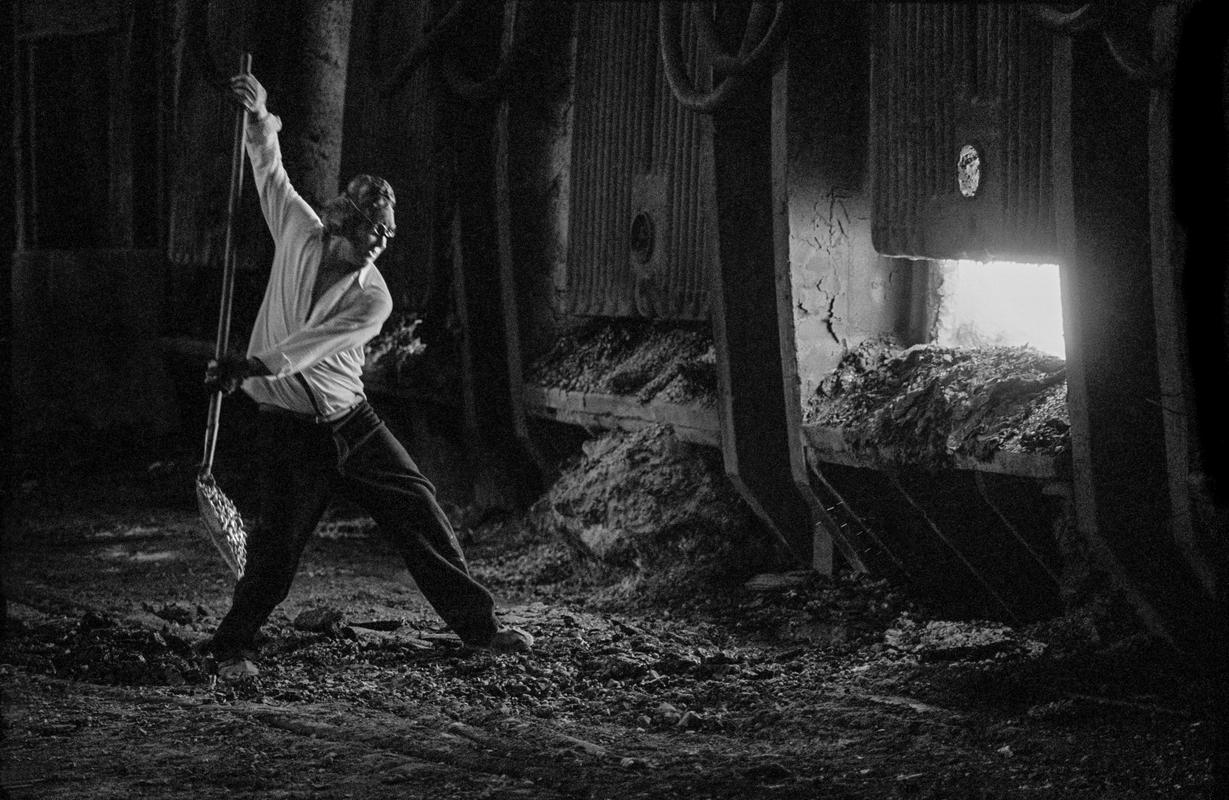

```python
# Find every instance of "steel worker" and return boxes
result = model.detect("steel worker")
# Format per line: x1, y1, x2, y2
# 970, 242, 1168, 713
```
202, 71, 531, 679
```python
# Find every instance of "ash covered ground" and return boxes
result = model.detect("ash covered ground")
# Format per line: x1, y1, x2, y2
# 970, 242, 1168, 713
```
2, 420, 1219, 799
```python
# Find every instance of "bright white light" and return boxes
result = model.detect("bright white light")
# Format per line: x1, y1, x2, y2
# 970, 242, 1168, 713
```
934, 259, 1066, 358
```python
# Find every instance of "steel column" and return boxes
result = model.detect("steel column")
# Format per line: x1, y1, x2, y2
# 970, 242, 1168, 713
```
436, 5, 541, 508
703, 54, 832, 572
1053, 32, 1217, 656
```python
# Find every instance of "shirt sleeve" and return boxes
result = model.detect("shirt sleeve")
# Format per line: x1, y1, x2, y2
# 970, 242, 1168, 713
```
245, 113, 321, 254
251, 284, 393, 378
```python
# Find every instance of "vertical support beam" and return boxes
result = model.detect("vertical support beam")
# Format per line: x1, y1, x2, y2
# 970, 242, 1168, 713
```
282, 0, 353, 208
156, 0, 170, 253
440, 42, 540, 510
445, 92, 504, 505
495, 97, 550, 482
2, 0, 11, 494
704, 52, 831, 572
2, 0, 13, 255
109, 10, 135, 248
24, 40, 38, 248
12, 28, 26, 252
1170, 5, 1229, 789
1148, 4, 1218, 597
1052, 33, 1215, 652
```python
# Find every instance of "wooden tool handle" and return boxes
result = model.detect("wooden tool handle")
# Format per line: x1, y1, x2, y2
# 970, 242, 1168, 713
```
201, 51, 252, 477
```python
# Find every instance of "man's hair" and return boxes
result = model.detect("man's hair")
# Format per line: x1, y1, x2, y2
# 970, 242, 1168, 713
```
321, 174, 396, 239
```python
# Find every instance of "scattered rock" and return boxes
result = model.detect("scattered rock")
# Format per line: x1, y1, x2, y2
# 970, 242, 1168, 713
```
599, 655, 647, 681
884, 618, 1041, 662
655, 702, 682, 725
294, 608, 346, 634
744, 572, 812, 592
743, 761, 795, 782
78, 611, 114, 631
652, 653, 701, 675
350, 619, 403, 631
778, 620, 848, 647
1025, 699, 1077, 720
677, 710, 703, 730
149, 603, 196, 625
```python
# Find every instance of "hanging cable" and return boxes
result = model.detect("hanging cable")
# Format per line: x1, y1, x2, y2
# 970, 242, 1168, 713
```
381, 0, 536, 103
379, 0, 485, 100
1101, 24, 1175, 86
716, 2, 792, 80
440, 1, 536, 101
1020, 3, 1099, 34
1021, 1, 1175, 86
659, 0, 792, 115
659, 1, 743, 114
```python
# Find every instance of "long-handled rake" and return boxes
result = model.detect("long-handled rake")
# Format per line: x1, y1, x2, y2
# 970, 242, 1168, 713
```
196, 52, 252, 579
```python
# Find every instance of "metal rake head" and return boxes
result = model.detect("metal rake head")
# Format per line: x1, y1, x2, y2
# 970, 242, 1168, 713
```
196, 472, 248, 579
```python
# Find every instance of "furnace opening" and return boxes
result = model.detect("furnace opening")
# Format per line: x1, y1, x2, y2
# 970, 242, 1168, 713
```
803, 256, 1071, 472
932, 259, 1065, 359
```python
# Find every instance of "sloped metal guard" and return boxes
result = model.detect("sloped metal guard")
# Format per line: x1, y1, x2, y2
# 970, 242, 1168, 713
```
566, 4, 711, 320
870, 4, 1057, 263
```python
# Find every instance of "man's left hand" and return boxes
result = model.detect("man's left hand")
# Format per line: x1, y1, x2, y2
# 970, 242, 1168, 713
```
205, 354, 257, 395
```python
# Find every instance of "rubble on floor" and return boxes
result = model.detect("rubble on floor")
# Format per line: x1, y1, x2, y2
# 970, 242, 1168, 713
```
883, 617, 1047, 662
3, 610, 206, 687
3, 456, 1217, 799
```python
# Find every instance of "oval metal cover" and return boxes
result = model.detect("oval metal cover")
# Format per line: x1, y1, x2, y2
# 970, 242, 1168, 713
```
957, 143, 982, 199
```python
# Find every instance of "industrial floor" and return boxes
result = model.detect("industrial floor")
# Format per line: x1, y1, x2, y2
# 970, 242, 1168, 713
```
2, 453, 1219, 799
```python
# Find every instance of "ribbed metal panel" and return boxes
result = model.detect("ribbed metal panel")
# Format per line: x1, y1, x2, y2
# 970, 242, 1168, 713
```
566, 3, 711, 320
871, 4, 1056, 262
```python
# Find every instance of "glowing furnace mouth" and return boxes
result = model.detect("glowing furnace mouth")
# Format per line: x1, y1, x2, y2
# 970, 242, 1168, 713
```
933, 260, 1065, 358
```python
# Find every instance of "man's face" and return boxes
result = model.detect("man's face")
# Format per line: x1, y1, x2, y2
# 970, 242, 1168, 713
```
345, 201, 395, 268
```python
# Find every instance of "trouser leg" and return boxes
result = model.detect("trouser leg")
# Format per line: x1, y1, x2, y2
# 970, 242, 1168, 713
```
210, 414, 333, 655
333, 404, 499, 645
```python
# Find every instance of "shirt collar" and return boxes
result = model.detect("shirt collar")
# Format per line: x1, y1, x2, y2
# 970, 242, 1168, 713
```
318, 227, 377, 289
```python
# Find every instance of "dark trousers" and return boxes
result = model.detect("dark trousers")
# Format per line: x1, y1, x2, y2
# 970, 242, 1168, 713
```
210, 401, 498, 654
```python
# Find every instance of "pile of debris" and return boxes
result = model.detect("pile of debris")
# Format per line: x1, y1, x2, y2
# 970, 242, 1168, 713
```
528, 424, 776, 603
882, 616, 1046, 663
4, 611, 206, 687
730, 570, 914, 649
526, 321, 717, 405
805, 340, 1070, 467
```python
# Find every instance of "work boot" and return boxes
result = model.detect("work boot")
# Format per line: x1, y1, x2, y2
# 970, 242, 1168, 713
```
472, 627, 534, 654
199, 638, 261, 680
217, 657, 260, 681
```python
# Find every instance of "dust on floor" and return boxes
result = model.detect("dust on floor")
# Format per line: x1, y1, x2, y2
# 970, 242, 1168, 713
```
2, 462, 1219, 800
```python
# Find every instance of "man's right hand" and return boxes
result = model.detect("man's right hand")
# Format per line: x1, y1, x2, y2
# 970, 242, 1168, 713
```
228, 73, 269, 123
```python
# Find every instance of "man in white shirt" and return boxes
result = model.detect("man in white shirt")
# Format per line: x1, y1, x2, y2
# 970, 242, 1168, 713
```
203, 72, 531, 678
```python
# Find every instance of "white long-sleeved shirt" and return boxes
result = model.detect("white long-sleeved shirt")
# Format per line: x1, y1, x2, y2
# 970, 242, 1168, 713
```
239, 113, 392, 420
